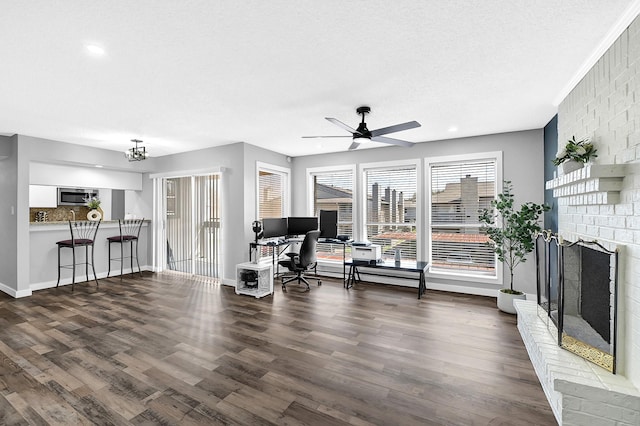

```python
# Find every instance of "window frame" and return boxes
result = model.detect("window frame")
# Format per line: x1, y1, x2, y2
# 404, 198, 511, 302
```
306, 164, 356, 264
425, 151, 503, 285
256, 161, 291, 221
359, 159, 422, 262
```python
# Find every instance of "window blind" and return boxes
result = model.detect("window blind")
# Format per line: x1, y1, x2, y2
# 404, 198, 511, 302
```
430, 159, 497, 276
364, 166, 417, 261
258, 170, 284, 219
312, 169, 353, 262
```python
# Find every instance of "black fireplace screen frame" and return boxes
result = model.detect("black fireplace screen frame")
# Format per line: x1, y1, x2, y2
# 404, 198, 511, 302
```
536, 232, 618, 373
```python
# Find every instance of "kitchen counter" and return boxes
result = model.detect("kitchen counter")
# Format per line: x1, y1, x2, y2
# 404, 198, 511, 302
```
29, 220, 151, 291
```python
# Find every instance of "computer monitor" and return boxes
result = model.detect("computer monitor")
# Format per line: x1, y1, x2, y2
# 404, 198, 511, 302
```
319, 210, 338, 239
261, 217, 288, 239
287, 217, 318, 237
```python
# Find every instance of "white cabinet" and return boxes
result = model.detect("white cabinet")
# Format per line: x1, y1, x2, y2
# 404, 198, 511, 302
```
236, 262, 273, 298
29, 185, 58, 208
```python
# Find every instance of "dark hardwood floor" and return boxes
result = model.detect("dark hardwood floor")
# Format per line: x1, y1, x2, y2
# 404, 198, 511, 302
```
0, 273, 556, 425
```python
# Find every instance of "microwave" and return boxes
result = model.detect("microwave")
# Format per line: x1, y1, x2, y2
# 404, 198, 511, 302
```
57, 188, 99, 206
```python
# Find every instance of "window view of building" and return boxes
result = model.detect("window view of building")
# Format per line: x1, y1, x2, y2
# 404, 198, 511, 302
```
429, 158, 497, 277
364, 165, 417, 261
311, 169, 353, 262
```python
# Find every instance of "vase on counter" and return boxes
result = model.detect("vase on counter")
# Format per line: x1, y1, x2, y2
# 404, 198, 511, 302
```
87, 208, 102, 221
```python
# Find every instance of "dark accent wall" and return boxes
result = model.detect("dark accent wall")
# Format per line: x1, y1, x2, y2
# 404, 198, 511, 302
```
544, 116, 558, 233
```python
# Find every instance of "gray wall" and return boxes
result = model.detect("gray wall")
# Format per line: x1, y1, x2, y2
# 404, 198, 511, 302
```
0, 135, 18, 294
146, 142, 290, 284
291, 129, 545, 296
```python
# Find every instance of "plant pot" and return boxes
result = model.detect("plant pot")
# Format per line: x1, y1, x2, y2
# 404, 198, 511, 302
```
87, 209, 102, 221
497, 289, 526, 314
559, 159, 583, 175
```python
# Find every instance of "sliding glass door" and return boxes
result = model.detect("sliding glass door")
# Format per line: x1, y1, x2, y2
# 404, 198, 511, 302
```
165, 173, 221, 278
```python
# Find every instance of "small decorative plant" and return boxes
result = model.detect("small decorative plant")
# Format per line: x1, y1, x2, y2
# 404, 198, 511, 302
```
552, 136, 597, 166
85, 196, 101, 210
479, 181, 549, 294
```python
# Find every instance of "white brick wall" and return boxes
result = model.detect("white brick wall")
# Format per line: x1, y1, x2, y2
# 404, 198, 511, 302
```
516, 300, 640, 426
558, 14, 640, 389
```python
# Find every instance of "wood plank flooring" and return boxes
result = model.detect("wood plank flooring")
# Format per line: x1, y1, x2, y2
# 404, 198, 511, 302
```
0, 273, 556, 425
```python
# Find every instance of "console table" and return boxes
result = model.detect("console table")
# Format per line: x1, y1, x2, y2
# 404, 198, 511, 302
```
345, 260, 429, 299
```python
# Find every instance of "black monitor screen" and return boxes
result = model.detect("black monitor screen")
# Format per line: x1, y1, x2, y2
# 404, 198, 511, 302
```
319, 210, 338, 238
287, 217, 318, 236
261, 218, 288, 239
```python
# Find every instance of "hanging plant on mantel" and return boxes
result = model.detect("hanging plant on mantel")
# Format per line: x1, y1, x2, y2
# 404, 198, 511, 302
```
553, 136, 598, 174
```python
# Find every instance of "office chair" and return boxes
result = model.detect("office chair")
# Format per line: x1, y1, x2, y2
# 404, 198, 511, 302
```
278, 230, 321, 291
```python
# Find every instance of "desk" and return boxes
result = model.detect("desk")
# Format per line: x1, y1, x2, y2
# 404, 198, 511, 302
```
249, 238, 351, 284
345, 260, 429, 299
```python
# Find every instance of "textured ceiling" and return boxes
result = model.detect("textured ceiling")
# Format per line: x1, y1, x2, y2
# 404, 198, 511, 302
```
1, 1, 638, 158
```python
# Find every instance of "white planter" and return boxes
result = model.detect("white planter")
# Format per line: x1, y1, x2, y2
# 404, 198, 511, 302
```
497, 289, 526, 314
559, 159, 583, 175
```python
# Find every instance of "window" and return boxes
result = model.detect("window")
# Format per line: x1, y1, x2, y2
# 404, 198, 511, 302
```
308, 166, 354, 262
257, 163, 289, 259
427, 152, 501, 280
257, 163, 289, 220
363, 161, 418, 261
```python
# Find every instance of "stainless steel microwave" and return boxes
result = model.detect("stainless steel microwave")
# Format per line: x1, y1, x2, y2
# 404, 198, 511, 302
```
57, 188, 99, 206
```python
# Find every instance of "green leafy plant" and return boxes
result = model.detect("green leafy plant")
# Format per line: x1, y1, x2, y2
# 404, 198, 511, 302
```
552, 136, 597, 166
479, 181, 549, 294
84, 196, 101, 210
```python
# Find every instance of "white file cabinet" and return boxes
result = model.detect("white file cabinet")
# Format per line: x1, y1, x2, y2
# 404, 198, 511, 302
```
235, 262, 273, 298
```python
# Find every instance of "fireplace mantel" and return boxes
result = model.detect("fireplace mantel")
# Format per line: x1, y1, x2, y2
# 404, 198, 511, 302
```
545, 164, 626, 205
515, 300, 640, 425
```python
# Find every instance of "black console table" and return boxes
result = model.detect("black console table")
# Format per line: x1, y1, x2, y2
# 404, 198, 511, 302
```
345, 260, 429, 299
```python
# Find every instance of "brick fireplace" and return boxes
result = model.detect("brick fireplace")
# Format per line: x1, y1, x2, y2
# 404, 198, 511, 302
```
516, 13, 640, 426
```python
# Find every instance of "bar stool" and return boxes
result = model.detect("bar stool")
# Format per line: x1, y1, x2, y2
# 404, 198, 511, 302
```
107, 218, 144, 280
56, 220, 101, 291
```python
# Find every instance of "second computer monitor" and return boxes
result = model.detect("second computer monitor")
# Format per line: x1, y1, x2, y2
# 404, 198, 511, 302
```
319, 210, 338, 239
287, 217, 318, 237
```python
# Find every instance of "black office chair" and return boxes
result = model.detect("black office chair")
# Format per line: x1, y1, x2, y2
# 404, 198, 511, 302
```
278, 230, 321, 291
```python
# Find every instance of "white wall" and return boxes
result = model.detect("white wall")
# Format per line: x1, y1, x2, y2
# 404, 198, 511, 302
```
292, 130, 545, 296
557, 15, 640, 387
30, 162, 143, 190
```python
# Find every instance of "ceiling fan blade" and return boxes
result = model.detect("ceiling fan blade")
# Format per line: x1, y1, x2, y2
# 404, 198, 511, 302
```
370, 121, 421, 137
348, 141, 360, 150
325, 117, 360, 135
371, 135, 415, 147
302, 135, 352, 138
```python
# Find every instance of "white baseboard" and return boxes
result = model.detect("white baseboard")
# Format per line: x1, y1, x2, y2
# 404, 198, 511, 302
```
0, 281, 32, 298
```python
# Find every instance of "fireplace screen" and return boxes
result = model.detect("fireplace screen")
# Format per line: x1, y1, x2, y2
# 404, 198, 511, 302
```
560, 239, 618, 373
536, 234, 618, 373
535, 232, 561, 342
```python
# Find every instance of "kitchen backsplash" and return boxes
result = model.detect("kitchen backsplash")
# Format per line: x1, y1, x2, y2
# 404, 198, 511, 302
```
30, 206, 92, 222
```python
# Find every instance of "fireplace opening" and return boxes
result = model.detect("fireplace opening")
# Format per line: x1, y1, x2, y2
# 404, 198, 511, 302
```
536, 234, 618, 373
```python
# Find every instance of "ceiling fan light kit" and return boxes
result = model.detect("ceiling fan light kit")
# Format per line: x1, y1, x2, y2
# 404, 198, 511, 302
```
306, 106, 420, 150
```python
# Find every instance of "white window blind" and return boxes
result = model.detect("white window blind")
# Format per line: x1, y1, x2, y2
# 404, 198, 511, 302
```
258, 169, 284, 219
429, 159, 497, 276
364, 165, 417, 261
311, 169, 353, 262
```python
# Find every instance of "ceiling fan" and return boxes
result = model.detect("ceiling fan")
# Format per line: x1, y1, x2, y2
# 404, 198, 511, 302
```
303, 106, 421, 150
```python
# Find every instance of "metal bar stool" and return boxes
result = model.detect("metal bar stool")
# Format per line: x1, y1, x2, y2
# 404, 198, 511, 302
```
107, 218, 144, 280
56, 220, 101, 291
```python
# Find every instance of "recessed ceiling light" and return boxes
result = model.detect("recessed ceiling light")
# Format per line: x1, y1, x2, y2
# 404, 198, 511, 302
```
85, 44, 105, 56
448, 126, 458, 132
95, 165, 103, 168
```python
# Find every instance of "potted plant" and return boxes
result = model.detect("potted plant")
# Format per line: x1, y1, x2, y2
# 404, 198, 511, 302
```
479, 181, 549, 314
553, 136, 597, 174
84, 195, 103, 221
